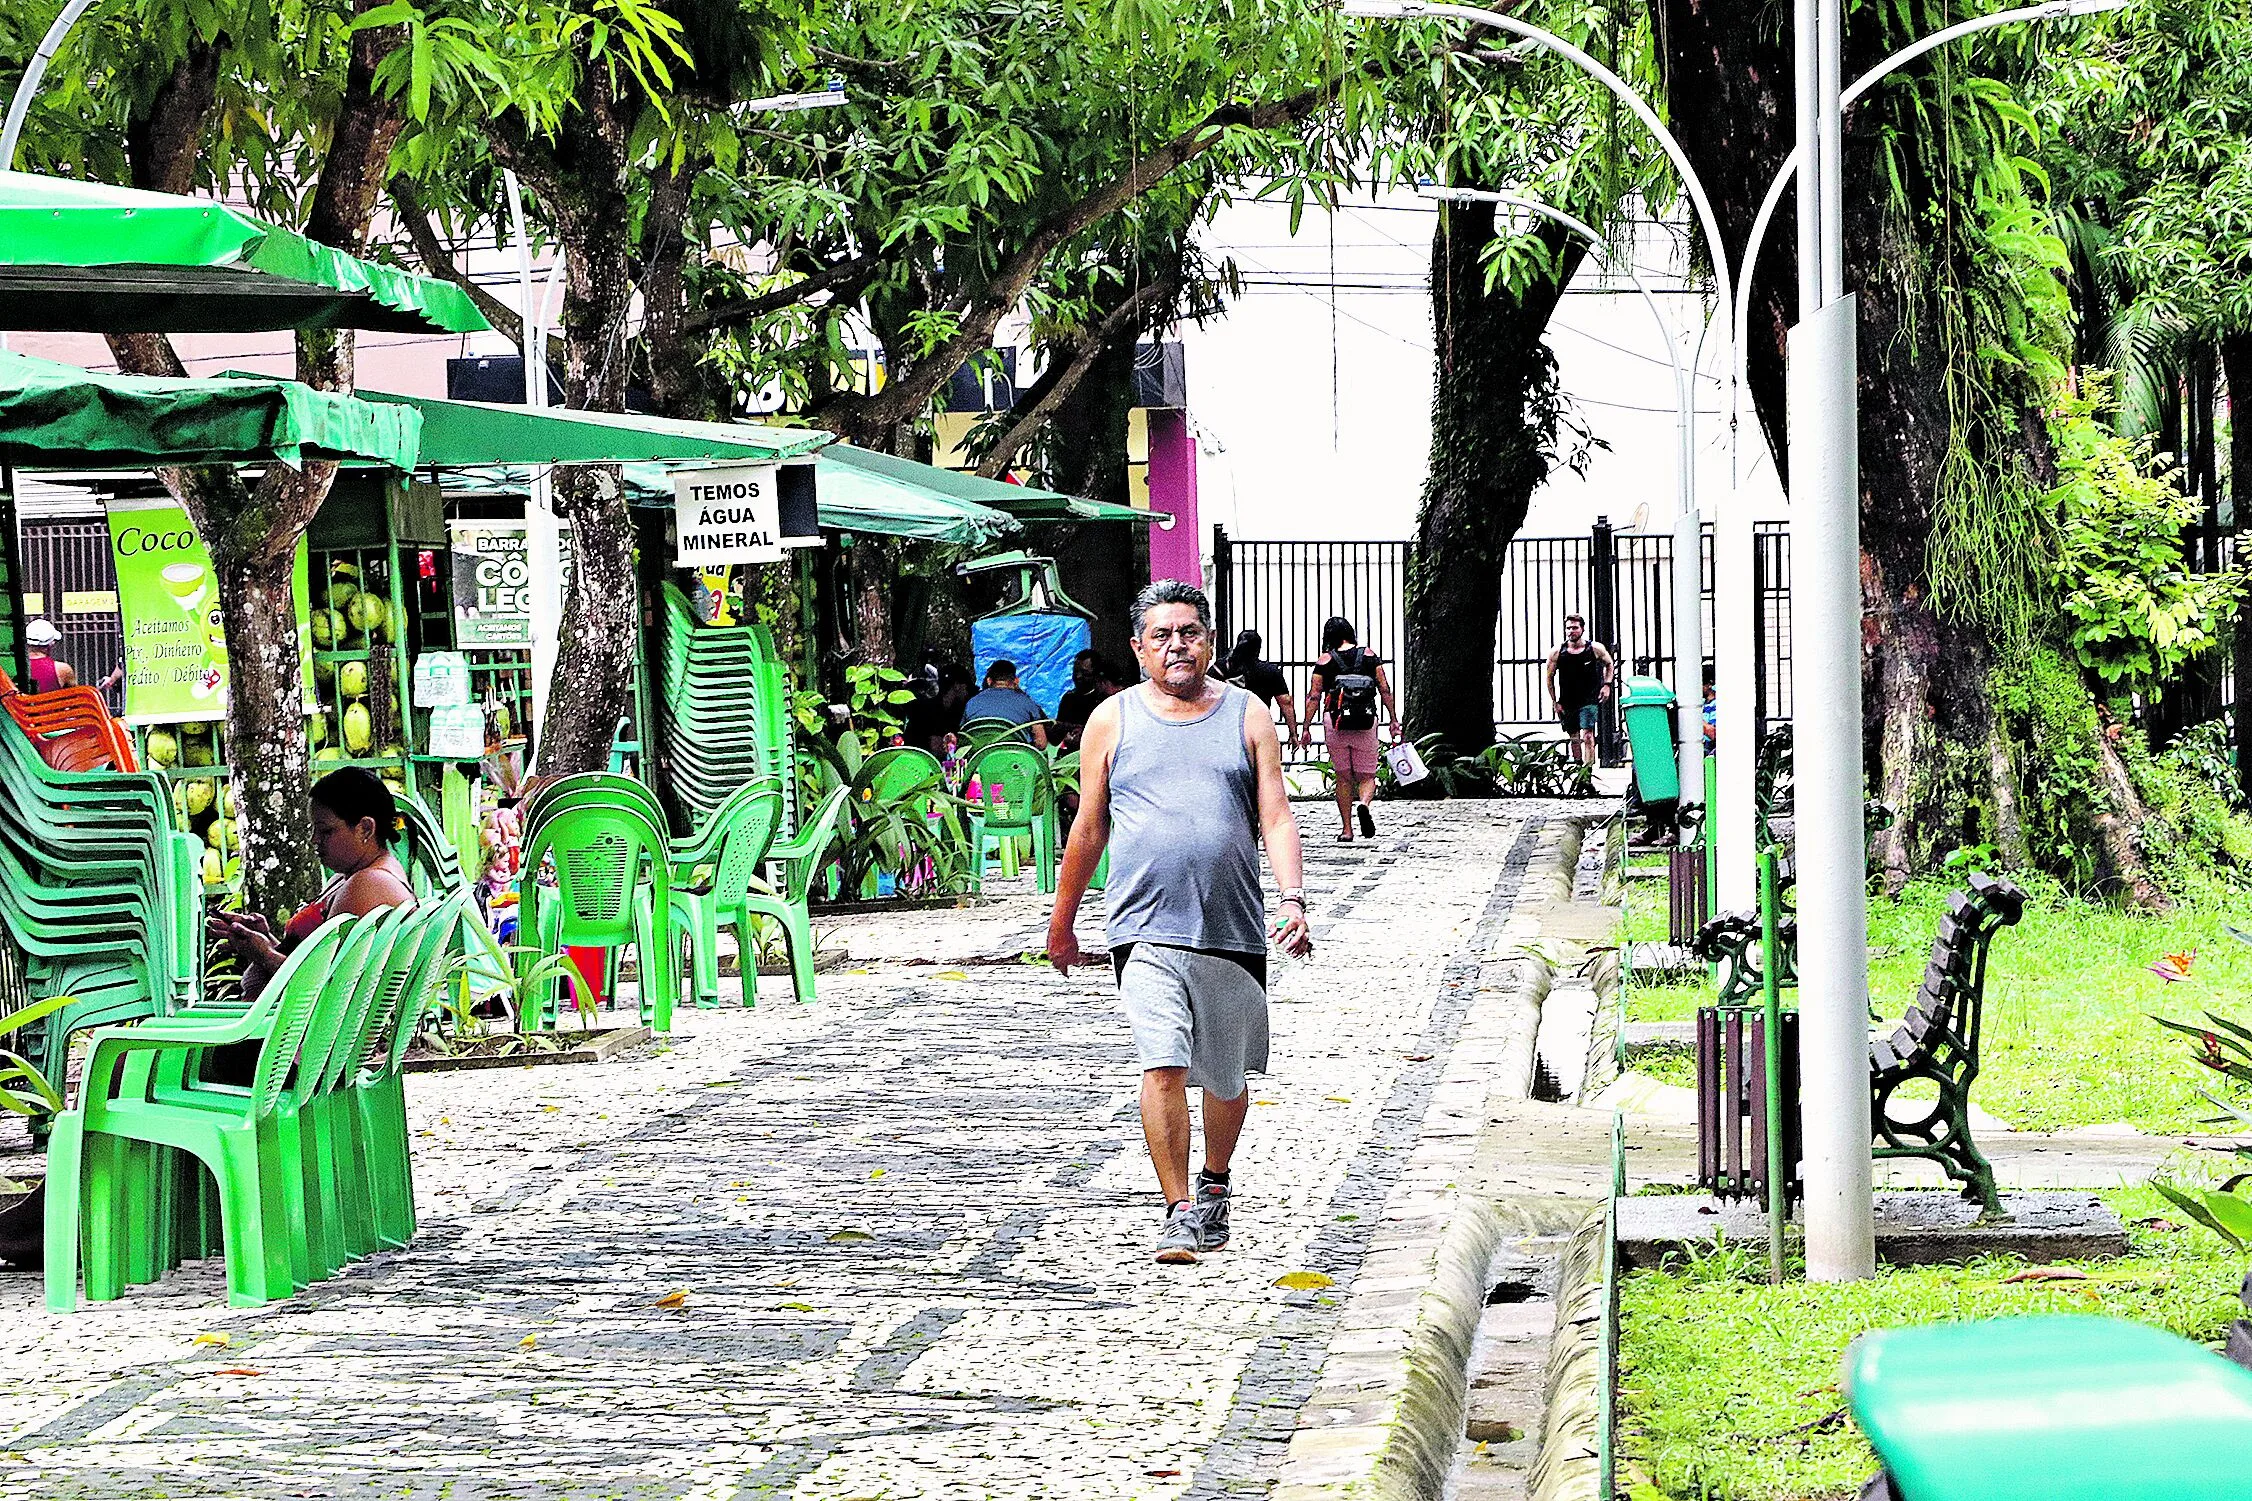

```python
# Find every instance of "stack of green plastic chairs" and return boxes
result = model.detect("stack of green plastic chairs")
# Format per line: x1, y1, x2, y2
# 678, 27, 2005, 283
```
518, 772, 680, 1032
656, 583, 792, 835
45, 894, 469, 1310
0, 714, 200, 1088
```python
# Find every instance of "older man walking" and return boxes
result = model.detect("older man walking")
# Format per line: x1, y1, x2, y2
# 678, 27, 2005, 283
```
1048, 580, 1313, 1264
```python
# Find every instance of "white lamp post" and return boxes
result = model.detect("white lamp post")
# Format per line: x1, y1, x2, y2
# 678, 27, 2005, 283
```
1419, 186, 1706, 800
1344, 0, 1731, 815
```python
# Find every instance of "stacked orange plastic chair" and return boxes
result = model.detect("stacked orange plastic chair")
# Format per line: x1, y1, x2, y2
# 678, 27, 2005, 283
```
1, 681, 137, 773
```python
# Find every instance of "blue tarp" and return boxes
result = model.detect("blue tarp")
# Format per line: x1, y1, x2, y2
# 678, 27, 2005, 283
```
972, 613, 1090, 717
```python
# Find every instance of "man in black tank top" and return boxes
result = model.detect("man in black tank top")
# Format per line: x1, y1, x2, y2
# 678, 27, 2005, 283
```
1545, 613, 1614, 766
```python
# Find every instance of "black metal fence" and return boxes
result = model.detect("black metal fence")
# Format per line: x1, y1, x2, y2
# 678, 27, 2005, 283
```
1214, 520, 1795, 764
1209, 535, 1412, 759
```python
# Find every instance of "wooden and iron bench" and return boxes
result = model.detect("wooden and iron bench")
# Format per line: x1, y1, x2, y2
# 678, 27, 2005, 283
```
1692, 868, 2026, 1215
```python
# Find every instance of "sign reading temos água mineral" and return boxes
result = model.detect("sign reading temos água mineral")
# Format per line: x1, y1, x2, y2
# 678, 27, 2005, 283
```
673, 463, 784, 568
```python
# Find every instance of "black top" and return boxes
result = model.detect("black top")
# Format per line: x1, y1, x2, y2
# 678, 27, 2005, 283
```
1215, 658, 1291, 707
1058, 686, 1110, 729
1312, 647, 1381, 689
1554, 643, 1606, 709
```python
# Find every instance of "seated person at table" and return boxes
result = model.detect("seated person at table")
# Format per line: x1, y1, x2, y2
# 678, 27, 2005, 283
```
211, 768, 416, 1005
961, 660, 1050, 751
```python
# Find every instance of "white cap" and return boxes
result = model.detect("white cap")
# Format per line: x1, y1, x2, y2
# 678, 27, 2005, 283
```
25, 617, 62, 646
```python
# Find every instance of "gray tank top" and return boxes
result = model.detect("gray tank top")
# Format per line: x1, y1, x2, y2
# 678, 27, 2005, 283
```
1104, 682, 1267, 954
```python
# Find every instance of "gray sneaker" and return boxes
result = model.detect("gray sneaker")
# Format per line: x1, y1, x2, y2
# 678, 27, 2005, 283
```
1194, 1172, 1232, 1250
1156, 1202, 1202, 1264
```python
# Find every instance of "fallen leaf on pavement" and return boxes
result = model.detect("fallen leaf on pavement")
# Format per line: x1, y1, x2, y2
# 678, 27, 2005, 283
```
779, 1302, 816, 1312
869, 1169, 886, 1179
1274, 1271, 1334, 1291
1324, 1096, 1352, 1103
827, 1230, 874, 1243
936, 970, 970, 980
190, 1332, 231, 1348
1144, 1470, 1181, 1478
518, 1335, 538, 1349
212, 1368, 263, 1377
652, 1289, 692, 1309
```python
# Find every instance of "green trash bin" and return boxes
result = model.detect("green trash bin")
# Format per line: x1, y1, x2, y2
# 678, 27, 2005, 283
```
1619, 675, 1680, 805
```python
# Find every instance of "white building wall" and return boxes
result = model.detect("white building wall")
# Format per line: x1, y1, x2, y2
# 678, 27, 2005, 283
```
1180, 188, 1788, 547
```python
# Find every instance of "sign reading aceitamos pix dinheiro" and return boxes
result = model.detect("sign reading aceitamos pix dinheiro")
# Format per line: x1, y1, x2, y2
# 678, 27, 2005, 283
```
674, 463, 784, 568
106, 498, 313, 726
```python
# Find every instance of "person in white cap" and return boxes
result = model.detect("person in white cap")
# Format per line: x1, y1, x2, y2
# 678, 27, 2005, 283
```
23, 617, 121, 701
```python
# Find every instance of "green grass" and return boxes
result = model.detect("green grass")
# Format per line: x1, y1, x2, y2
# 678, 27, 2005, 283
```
1616, 1188, 2247, 1501
1616, 871, 2252, 1132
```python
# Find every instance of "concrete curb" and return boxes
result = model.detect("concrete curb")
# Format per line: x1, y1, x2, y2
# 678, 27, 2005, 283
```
1528, 1206, 1610, 1501
1273, 810, 1588, 1501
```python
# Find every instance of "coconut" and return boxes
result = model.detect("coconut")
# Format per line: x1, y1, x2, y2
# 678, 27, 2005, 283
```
145, 728, 180, 767
182, 778, 216, 817
347, 591, 388, 636
308, 712, 329, 748
207, 817, 238, 853
342, 701, 374, 754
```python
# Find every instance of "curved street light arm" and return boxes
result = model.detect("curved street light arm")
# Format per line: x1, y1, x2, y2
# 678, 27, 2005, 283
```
0, 0, 102, 172
1343, 0, 1736, 424
1731, 0, 2133, 418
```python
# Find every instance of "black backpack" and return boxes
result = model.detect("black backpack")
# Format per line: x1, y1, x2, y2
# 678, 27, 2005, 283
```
1329, 648, 1380, 731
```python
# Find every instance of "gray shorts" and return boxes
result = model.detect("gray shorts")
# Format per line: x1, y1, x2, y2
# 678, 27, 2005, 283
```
1112, 942, 1270, 1098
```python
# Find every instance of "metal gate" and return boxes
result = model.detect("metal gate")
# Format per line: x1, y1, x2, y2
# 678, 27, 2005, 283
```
1209, 533, 1411, 761
18, 517, 123, 708
1212, 520, 1792, 760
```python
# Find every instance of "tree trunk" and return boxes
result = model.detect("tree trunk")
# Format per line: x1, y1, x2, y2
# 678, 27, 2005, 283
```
2224, 333, 2252, 804
507, 70, 642, 777
1658, 0, 2165, 900
1403, 202, 1585, 757
101, 5, 401, 917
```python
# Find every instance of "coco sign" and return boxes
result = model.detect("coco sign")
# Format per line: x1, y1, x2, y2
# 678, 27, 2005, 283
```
674, 463, 784, 568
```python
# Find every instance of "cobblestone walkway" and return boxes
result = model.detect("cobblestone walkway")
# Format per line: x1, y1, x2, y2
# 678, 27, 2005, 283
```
0, 803, 1549, 1501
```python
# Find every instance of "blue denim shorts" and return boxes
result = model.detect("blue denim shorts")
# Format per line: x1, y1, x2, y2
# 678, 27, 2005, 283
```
1560, 703, 1599, 733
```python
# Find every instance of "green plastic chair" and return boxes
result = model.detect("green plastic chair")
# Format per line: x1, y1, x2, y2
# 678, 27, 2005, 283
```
519, 793, 679, 1032
1846, 1315, 2252, 1500
667, 778, 785, 1007
742, 785, 851, 1004
45, 917, 354, 1310
965, 742, 1057, 894
959, 716, 1038, 755
353, 893, 472, 1251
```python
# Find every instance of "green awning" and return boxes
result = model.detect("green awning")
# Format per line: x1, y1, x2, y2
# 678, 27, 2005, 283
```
0, 172, 489, 335
814, 450, 1018, 545
361, 390, 833, 466
437, 450, 1018, 547
0, 351, 422, 471
979, 491, 1149, 523
819, 443, 1135, 522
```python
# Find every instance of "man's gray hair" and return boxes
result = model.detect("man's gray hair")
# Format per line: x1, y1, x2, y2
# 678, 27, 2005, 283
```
1129, 579, 1213, 636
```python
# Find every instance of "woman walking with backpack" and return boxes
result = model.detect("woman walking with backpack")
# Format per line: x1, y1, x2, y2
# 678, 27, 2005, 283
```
1304, 615, 1399, 843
